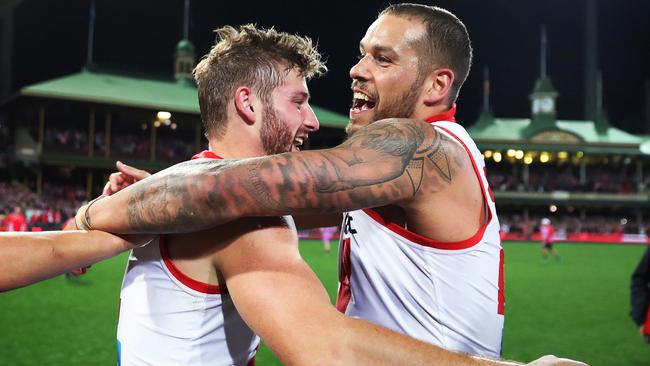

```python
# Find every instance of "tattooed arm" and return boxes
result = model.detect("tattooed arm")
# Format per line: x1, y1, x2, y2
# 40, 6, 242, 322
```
89, 118, 453, 234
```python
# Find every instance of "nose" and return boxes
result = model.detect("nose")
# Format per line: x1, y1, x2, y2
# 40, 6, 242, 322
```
350, 56, 370, 82
303, 103, 320, 132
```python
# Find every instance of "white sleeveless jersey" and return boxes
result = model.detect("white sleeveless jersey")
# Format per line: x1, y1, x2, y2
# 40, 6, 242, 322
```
336, 115, 505, 358
117, 236, 258, 366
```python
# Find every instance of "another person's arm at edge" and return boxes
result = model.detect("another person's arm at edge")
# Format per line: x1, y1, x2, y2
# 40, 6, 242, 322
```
0, 230, 136, 292
630, 246, 650, 326
89, 118, 446, 234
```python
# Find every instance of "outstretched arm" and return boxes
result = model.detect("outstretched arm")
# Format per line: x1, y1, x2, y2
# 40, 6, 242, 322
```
89, 118, 457, 234
0, 230, 137, 291
215, 218, 584, 366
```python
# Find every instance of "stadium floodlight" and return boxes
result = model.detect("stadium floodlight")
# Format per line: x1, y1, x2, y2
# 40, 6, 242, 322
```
540, 152, 550, 163
157, 111, 172, 121
506, 149, 516, 158
524, 155, 533, 165
549, 204, 557, 213
154, 120, 161, 128
493, 152, 502, 163
484, 150, 493, 158
558, 151, 569, 159
515, 150, 524, 159
171, 123, 178, 130
576, 151, 584, 158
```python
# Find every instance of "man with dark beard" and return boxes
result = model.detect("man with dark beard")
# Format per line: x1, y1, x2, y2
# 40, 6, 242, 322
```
97, 24, 510, 366
76, 5, 585, 366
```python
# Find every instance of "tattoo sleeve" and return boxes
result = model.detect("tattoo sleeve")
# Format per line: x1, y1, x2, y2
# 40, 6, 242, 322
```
96, 118, 460, 234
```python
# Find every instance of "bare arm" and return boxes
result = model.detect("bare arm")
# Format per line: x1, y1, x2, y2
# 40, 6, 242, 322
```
0, 230, 136, 292
214, 218, 522, 366
89, 118, 457, 234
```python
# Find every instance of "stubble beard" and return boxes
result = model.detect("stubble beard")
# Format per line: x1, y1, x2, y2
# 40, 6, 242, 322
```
261, 105, 293, 155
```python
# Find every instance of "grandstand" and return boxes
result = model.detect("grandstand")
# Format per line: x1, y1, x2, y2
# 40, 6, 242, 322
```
0, 36, 347, 206
2, 26, 649, 242
1, 2, 650, 366
467, 32, 650, 245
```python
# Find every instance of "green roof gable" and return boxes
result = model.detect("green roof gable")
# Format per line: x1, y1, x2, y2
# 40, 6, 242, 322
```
468, 115, 646, 154
20, 70, 349, 128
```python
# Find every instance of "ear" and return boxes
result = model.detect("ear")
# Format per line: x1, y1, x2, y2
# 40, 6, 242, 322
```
422, 68, 454, 106
234, 86, 257, 125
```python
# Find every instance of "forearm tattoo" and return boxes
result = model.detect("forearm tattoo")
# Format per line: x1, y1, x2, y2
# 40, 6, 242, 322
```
124, 119, 462, 233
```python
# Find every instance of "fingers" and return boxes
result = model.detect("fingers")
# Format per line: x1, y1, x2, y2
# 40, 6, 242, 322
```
117, 161, 151, 181
102, 181, 112, 196
102, 161, 151, 196
62, 219, 78, 231
105, 172, 128, 196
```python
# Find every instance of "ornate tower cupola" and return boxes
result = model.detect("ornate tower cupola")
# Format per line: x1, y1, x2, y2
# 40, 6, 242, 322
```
175, 39, 195, 84
529, 26, 558, 119
174, 0, 195, 84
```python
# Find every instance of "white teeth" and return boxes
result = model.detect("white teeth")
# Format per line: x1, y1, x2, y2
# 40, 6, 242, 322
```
294, 137, 304, 146
353, 92, 370, 101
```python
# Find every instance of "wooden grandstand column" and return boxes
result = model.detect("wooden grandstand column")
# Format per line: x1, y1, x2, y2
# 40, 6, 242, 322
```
150, 121, 157, 161
86, 171, 93, 200
522, 163, 529, 186
579, 160, 587, 185
636, 159, 643, 192
36, 105, 45, 197
36, 171, 42, 197
37, 106, 44, 154
88, 110, 95, 157
104, 112, 111, 158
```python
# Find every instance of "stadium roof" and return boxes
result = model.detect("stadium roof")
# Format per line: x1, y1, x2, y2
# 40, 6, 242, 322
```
19, 69, 350, 129
468, 112, 648, 155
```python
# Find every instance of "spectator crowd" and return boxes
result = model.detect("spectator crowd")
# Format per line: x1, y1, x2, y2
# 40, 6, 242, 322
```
0, 181, 85, 232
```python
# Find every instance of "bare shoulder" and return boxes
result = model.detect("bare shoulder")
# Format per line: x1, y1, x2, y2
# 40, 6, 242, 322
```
212, 216, 300, 276
341, 118, 431, 155
347, 118, 469, 199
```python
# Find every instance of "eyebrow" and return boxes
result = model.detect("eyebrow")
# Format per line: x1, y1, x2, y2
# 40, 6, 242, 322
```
292, 91, 310, 100
359, 42, 398, 58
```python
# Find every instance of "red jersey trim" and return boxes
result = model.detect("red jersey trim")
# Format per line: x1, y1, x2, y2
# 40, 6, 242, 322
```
159, 236, 226, 294
361, 123, 492, 251
156, 149, 226, 294
192, 150, 223, 160
362, 208, 488, 250
424, 104, 457, 123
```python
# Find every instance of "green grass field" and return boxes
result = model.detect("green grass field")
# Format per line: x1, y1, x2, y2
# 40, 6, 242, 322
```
1, 241, 649, 365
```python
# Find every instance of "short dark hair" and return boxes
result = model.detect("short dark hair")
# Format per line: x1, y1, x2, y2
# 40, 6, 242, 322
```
380, 4, 473, 106
194, 24, 327, 138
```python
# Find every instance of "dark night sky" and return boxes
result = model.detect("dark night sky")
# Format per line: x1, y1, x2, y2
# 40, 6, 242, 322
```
8, 0, 650, 134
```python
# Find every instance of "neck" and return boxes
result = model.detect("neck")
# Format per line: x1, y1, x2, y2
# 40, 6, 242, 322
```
411, 104, 450, 120
207, 124, 265, 159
